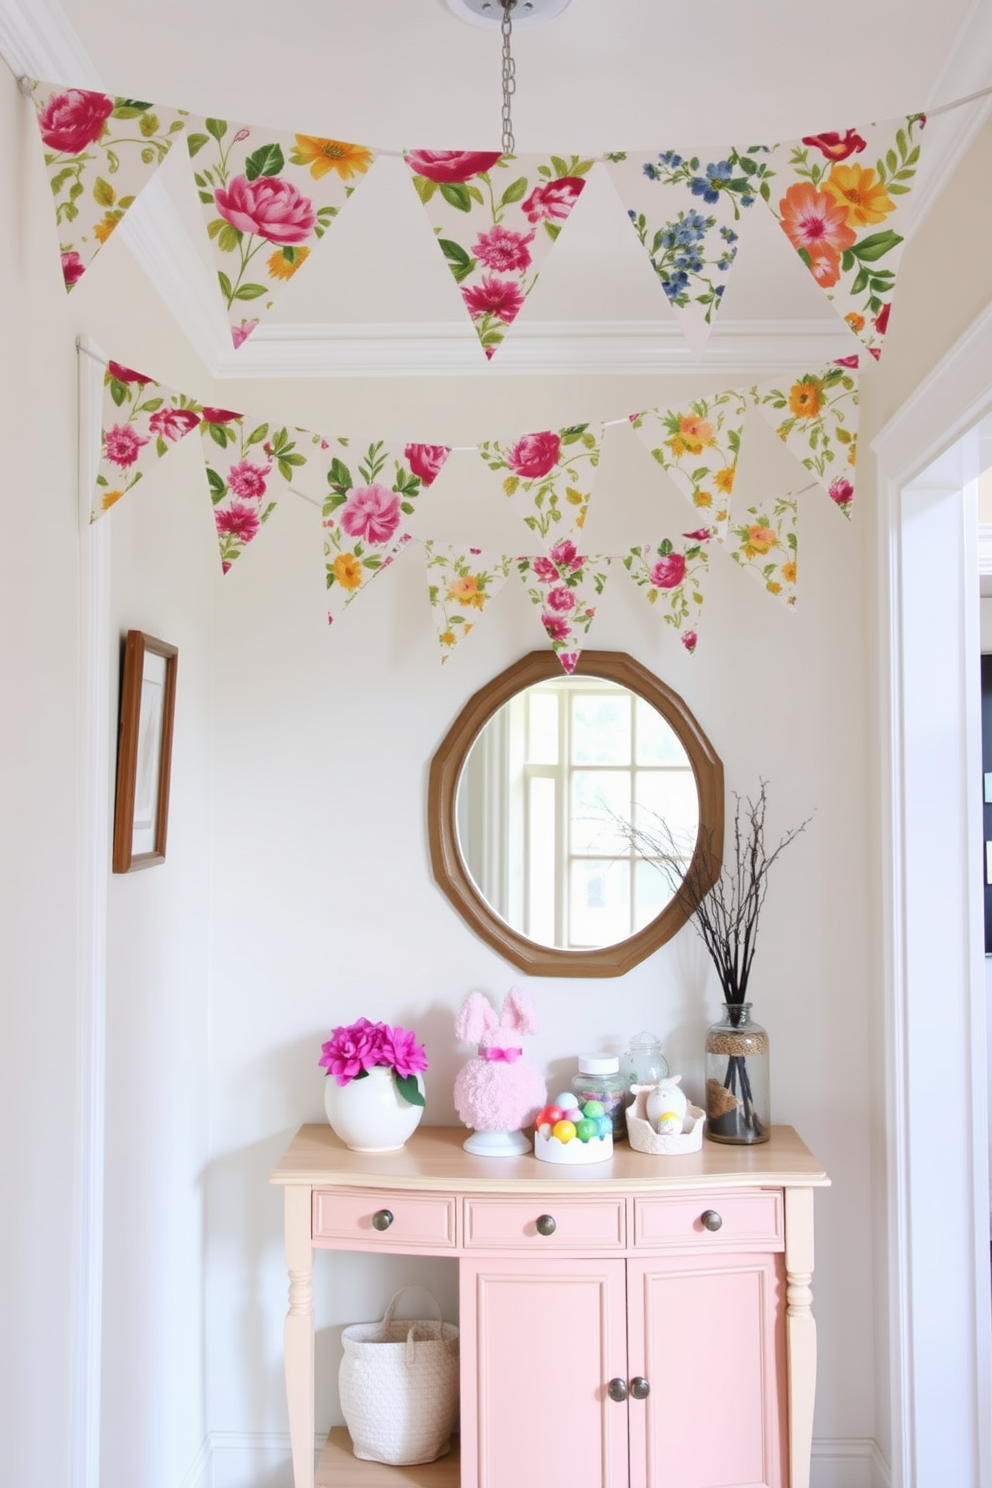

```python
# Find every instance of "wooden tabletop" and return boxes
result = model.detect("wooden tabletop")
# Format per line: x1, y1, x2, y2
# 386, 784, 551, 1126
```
270, 1123, 829, 1195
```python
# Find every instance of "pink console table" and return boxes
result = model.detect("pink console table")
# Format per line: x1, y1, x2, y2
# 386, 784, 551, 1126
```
270, 1123, 828, 1488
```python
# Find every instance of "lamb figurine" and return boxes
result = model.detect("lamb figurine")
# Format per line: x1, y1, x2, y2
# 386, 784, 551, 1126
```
453, 988, 547, 1155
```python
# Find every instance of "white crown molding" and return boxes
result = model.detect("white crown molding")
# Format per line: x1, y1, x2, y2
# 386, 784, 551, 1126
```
910, 0, 992, 227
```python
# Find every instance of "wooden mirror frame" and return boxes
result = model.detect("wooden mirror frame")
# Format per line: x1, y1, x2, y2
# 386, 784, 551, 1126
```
428, 650, 724, 976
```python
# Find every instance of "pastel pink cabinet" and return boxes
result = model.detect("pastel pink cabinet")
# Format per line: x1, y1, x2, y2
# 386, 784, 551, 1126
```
270, 1124, 827, 1488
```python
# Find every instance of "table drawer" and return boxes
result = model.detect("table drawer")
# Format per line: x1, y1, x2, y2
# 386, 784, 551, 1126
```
313, 1189, 456, 1249
463, 1195, 626, 1250
633, 1189, 783, 1250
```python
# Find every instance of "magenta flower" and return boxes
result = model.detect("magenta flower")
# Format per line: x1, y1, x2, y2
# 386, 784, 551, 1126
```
104, 423, 149, 469
231, 320, 259, 348
201, 407, 241, 425
474, 224, 534, 274
149, 407, 201, 441
681, 631, 698, 653
545, 585, 577, 613
319, 1018, 428, 1088
549, 538, 582, 570
404, 444, 450, 487
405, 150, 502, 183
532, 556, 559, 583
39, 88, 114, 154
340, 484, 402, 545
108, 360, 153, 386
682, 528, 712, 542
61, 250, 85, 288
650, 553, 686, 589
215, 502, 260, 544
521, 176, 585, 223
461, 274, 525, 324
215, 175, 316, 245
507, 430, 561, 481
801, 129, 867, 162
379, 1026, 428, 1080
227, 460, 269, 501
558, 652, 579, 674
542, 613, 571, 641
833, 355, 860, 369
829, 477, 854, 509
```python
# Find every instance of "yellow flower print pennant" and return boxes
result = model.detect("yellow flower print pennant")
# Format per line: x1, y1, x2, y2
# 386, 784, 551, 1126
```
185, 114, 375, 348
517, 545, 612, 674
425, 545, 513, 663
622, 530, 712, 654
198, 407, 310, 573
752, 360, 859, 518
761, 115, 926, 360
478, 424, 603, 551
727, 492, 799, 607
92, 359, 201, 522
629, 390, 748, 543
30, 81, 187, 291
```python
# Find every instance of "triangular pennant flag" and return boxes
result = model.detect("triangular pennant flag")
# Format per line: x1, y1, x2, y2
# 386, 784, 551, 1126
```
622, 529, 712, 653
752, 359, 859, 517
517, 544, 611, 673
30, 81, 187, 290
478, 424, 603, 549
198, 409, 310, 572
319, 440, 452, 623
186, 114, 376, 348
404, 150, 593, 359
605, 147, 768, 356
92, 359, 201, 521
629, 390, 748, 542
762, 115, 926, 359
726, 491, 799, 607
425, 544, 513, 662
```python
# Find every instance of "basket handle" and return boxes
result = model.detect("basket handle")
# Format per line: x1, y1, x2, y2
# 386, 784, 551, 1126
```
381, 1287, 449, 1366
381, 1285, 444, 1329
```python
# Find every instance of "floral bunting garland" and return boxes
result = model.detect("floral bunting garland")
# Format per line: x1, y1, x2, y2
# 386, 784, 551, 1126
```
629, 390, 748, 543
404, 150, 592, 359
92, 359, 201, 520
517, 544, 611, 673
752, 360, 859, 516
425, 544, 513, 661
186, 114, 375, 347
622, 531, 711, 653
31, 82, 188, 291
477, 424, 602, 547
198, 409, 311, 572
726, 492, 799, 606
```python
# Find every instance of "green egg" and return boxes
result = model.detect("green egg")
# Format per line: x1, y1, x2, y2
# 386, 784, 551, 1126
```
582, 1100, 605, 1118
575, 1117, 598, 1143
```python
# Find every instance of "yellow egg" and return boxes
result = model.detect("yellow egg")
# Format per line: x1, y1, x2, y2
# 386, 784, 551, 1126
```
552, 1119, 576, 1143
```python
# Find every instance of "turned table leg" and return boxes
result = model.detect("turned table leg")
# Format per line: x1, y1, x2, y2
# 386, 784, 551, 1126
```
784, 1186, 817, 1488
284, 1184, 315, 1488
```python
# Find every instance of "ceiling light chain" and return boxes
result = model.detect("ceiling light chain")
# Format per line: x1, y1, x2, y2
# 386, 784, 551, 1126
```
501, 0, 517, 154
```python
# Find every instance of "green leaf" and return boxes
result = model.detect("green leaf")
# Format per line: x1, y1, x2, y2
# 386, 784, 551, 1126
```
217, 223, 242, 254
206, 118, 228, 141
439, 237, 471, 269
206, 217, 226, 240
234, 282, 268, 301
109, 379, 126, 407
544, 220, 561, 241
550, 154, 568, 177
139, 113, 160, 139
198, 191, 214, 205
217, 270, 233, 300
394, 1074, 424, 1108
500, 176, 528, 206
186, 133, 210, 158
244, 142, 285, 180
850, 229, 903, 262
850, 266, 870, 296
247, 423, 270, 445
412, 174, 437, 204
111, 99, 153, 119
208, 423, 230, 449
327, 458, 352, 493
439, 181, 473, 212
207, 467, 227, 500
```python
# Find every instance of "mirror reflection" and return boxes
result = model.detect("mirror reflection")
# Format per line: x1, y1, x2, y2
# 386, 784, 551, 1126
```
456, 675, 700, 951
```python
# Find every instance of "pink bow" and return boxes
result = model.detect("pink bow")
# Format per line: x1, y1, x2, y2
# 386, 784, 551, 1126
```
482, 1046, 522, 1063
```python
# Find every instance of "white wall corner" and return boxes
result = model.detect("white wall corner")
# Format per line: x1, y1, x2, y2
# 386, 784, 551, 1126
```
177, 1436, 213, 1488
810, 1437, 889, 1488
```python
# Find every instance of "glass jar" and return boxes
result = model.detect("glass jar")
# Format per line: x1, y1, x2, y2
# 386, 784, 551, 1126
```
704, 1003, 770, 1145
574, 1055, 627, 1140
623, 1031, 669, 1099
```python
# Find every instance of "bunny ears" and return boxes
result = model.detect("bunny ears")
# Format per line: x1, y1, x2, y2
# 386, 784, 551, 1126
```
454, 987, 538, 1045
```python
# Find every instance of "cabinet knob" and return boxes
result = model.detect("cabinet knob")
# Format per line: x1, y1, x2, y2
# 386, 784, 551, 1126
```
700, 1209, 723, 1232
607, 1377, 628, 1402
536, 1214, 557, 1236
630, 1376, 651, 1400
371, 1209, 394, 1231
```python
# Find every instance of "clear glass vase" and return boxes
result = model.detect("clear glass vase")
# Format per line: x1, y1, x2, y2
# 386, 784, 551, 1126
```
704, 1003, 770, 1145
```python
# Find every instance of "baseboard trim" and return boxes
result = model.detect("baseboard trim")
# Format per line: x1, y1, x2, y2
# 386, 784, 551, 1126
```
177, 1437, 213, 1488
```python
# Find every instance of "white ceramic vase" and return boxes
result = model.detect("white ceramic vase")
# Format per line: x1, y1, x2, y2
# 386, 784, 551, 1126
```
323, 1065, 425, 1152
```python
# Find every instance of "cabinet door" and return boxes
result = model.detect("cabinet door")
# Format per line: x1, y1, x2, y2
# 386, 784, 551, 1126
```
627, 1252, 787, 1488
459, 1257, 629, 1488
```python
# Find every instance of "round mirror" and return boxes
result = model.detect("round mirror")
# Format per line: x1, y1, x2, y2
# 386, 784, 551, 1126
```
428, 651, 724, 976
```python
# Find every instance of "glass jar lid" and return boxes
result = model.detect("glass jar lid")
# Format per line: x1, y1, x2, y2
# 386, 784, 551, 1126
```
578, 1054, 620, 1074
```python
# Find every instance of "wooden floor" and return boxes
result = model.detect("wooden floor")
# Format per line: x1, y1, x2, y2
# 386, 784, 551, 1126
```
317, 1428, 460, 1486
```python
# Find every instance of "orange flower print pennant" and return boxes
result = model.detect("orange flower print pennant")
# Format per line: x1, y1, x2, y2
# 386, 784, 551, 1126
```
405, 151, 593, 359
320, 441, 451, 624
762, 116, 926, 360
92, 360, 201, 521
425, 545, 513, 662
622, 530, 712, 654
186, 114, 375, 348
629, 391, 748, 543
752, 360, 859, 517
517, 544, 611, 673
478, 424, 603, 549
199, 409, 309, 572
727, 492, 799, 607
30, 81, 187, 291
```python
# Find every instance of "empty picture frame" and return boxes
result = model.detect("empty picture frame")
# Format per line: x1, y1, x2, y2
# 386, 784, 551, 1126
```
112, 630, 178, 873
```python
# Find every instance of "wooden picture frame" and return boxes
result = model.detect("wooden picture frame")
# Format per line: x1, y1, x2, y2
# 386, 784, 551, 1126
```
112, 630, 178, 873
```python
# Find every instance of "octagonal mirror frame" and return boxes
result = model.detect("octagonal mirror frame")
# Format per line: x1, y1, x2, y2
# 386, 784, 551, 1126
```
428, 650, 725, 976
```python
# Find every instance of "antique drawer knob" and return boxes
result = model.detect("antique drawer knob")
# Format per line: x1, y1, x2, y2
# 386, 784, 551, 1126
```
371, 1209, 394, 1231
630, 1376, 651, 1400
536, 1214, 557, 1236
608, 1377, 628, 1402
700, 1209, 723, 1232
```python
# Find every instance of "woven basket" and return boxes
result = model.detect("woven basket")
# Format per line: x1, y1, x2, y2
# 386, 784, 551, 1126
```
339, 1287, 459, 1465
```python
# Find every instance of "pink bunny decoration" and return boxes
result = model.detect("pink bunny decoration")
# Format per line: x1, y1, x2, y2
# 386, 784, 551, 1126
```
453, 988, 547, 1149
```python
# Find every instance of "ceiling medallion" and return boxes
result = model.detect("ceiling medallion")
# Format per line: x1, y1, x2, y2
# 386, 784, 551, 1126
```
446, 0, 572, 29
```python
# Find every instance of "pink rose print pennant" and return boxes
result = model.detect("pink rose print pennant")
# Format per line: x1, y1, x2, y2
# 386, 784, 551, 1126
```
629, 390, 748, 543
752, 360, 859, 518
186, 115, 375, 348
425, 544, 513, 663
517, 543, 611, 674
404, 150, 593, 359
478, 424, 602, 548
92, 360, 201, 521
199, 408, 308, 572
622, 530, 712, 654
319, 440, 451, 623
762, 115, 926, 359
30, 81, 187, 291
605, 147, 769, 356
727, 492, 799, 607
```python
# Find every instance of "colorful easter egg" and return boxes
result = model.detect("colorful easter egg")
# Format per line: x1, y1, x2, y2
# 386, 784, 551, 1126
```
536, 1105, 564, 1129
575, 1117, 598, 1143
596, 1115, 612, 1139
552, 1119, 576, 1143
555, 1092, 580, 1111
582, 1100, 605, 1118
